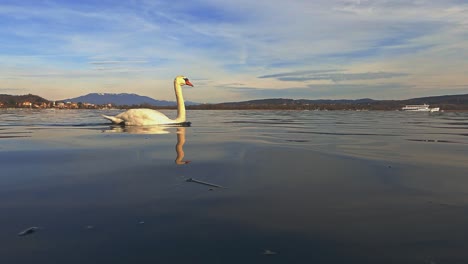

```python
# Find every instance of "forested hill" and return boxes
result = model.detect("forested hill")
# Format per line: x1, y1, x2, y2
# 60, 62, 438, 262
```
402, 94, 468, 105
0, 94, 49, 106
190, 94, 468, 110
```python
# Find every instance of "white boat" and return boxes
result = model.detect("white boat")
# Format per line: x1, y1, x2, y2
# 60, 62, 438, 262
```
401, 104, 440, 112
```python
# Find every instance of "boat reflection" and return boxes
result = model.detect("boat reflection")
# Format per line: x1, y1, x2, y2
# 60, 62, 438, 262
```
104, 125, 190, 165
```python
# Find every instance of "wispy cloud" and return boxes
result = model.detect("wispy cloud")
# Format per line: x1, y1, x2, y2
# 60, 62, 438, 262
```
0, 87, 26, 93
259, 70, 408, 82
258, 70, 343, 79
229, 83, 412, 100
89, 60, 149, 65
0, 0, 466, 102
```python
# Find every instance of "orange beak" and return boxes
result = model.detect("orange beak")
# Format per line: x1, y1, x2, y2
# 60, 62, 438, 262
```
185, 79, 194, 87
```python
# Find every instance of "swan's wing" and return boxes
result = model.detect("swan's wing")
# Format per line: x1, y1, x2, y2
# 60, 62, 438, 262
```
116, 109, 173, 125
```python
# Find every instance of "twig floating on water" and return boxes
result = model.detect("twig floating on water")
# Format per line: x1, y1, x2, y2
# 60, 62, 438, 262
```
186, 178, 225, 189
262, 249, 278, 255
18, 227, 39, 236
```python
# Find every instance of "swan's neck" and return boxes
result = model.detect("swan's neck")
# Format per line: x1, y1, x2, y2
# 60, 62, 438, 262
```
174, 80, 186, 123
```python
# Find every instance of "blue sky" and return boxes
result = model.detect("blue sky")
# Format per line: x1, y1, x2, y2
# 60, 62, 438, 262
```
0, 0, 467, 103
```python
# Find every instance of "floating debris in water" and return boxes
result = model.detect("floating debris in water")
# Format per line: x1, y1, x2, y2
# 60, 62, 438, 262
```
138, 221, 145, 225
186, 178, 225, 189
18, 227, 39, 236
85, 225, 94, 230
262, 249, 277, 255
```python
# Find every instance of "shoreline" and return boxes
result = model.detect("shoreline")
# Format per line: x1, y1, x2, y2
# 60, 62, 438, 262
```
2, 108, 467, 112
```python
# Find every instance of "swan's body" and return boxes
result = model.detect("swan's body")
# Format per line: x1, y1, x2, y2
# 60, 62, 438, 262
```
102, 76, 193, 126
103, 109, 178, 126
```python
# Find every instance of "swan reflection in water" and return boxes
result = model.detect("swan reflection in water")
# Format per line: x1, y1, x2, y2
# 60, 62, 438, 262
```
174, 127, 190, 165
104, 125, 190, 165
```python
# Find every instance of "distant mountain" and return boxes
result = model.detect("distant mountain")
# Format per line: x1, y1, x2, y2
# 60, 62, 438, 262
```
402, 94, 468, 105
218, 97, 378, 106
62, 93, 198, 106
219, 94, 468, 106
190, 94, 468, 110
298, 98, 376, 104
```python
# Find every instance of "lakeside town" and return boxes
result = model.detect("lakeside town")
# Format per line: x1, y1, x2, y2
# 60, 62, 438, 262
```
0, 101, 114, 110
0, 94, 113, 109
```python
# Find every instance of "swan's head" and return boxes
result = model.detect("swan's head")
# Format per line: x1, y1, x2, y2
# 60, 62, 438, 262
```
175, 75, 194, 87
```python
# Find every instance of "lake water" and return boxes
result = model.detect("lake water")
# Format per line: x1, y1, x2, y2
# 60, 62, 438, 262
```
1, 109, 467, 264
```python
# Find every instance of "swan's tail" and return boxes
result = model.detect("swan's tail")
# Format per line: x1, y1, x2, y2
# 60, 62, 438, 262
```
102, 115, 124, 124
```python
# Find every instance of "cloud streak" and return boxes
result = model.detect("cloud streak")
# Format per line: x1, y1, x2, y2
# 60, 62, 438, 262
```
229, 83, 413, 100
89, 60, 149, 65
259, 70, 408, 82
0, 0, 466, 102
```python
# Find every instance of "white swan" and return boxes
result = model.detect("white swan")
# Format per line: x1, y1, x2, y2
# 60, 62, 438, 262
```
102, 75, 193, 126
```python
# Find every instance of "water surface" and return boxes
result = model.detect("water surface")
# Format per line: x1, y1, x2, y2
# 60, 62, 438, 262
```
1, 109, 468, 263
